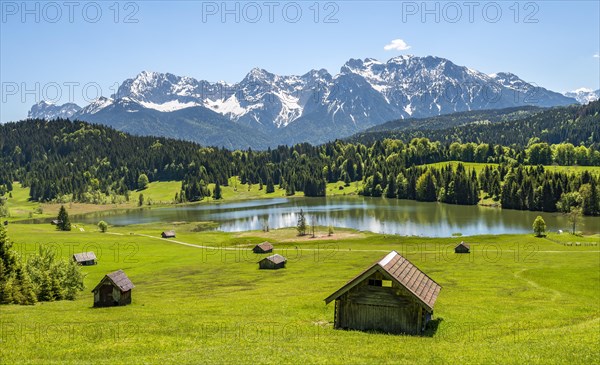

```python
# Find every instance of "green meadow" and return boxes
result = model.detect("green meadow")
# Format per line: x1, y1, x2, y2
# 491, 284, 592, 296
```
1, 222, 598, 364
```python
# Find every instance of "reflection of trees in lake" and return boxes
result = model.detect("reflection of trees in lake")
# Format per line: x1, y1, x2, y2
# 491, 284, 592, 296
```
71, 196, 597, 236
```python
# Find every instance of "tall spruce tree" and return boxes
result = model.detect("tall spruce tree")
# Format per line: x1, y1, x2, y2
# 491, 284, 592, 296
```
56, 205, 71, 231
213, 181, 223, 200
297, 209, 307, 236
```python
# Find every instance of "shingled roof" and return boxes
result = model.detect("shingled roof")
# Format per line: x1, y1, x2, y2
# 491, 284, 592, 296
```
455, 242, 470, 250
324, 251, 441, 311
254, 242, 274, 251
73, 252, 96, 262
92, 270, 135, 293
261, 254, 286, 265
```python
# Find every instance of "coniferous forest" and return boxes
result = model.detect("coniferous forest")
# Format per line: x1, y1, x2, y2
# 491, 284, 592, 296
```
1, 101, 599, 216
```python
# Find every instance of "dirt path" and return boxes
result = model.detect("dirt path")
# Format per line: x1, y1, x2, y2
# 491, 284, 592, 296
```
514, 268, 562, 302
135, 233, 393, 253
134, 233, 600, 255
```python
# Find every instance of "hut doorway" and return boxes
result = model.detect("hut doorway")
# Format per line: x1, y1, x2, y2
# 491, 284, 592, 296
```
99, 284, 114, 306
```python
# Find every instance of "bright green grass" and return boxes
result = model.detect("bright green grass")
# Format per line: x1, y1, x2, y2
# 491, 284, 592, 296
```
423, 161, 600, 175
143, 178, 361, 201
326, 181, 361, 196
1, 223, 599, 364
137, 181, 182, 203
2, 182, 44, 220
141, 178, 296, 204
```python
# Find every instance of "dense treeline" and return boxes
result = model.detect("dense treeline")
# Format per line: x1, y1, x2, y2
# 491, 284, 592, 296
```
1, 119, 234, 202
0, 101, 599, 216
364, 106, 542, 134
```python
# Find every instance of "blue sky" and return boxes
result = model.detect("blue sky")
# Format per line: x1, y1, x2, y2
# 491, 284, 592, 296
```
1, 0, 599, 122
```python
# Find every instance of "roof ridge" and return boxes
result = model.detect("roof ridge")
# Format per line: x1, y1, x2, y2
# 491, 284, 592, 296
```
377, 251, 441, 310
378, 250, 398, 266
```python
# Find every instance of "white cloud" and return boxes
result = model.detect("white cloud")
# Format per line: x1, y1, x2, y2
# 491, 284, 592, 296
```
594, 53, 599, 58
384, 39, 411, 51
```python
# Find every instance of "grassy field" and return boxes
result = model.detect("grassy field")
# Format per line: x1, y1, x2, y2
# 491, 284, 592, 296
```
1, 222, 599, 364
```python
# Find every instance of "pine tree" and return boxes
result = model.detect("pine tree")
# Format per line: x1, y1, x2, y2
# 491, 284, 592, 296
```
213, 181, 223, 200
0, 225, 36, 305
579, 180, 599, 216
286, 178, 295, 196
384, 174, 396, 198
14, 267, 36, 305
396, 172, 408, 199
266, 178, 275, 194
296, 209, 307, 236
56, 205, 71, 231
0, 224, 17, 273
37, 270, 54, 301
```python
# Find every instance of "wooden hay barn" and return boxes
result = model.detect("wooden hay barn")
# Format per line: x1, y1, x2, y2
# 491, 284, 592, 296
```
258, 254, 286, 270
161, 230, 176, 238
73, 251, 97, 266
253, 242, 274, 254
454, 242, 470, 254
92, 270, 135, 307
324, 251, 441, 335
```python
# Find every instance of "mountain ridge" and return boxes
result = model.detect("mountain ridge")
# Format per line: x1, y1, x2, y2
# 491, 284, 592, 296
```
27, 55, 579, 148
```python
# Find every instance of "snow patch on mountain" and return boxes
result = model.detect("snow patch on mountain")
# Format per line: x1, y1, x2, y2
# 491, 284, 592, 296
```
564, 88, 600, 104
80, 97, 114, 114
28, 101, 81, 119
139, 100, 200, 112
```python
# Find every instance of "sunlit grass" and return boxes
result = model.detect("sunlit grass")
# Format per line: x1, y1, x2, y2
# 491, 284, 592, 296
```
1, 222, 598, 364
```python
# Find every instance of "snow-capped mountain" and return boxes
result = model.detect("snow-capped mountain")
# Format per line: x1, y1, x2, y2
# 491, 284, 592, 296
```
564, 88, 600, 104
28, 55, 578, 148
28, 101, 81, 119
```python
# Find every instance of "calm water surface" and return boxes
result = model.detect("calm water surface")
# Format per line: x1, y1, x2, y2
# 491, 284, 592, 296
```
73, 197, 600, 237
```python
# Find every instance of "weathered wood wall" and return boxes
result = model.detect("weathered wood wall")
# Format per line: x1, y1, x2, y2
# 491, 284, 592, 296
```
259, 260, 284, 270
334, 272, 428, 334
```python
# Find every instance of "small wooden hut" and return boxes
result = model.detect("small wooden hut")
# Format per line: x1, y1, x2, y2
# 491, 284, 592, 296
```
454, 242, 470, 254
258, 254, 286, 270
73, 251, 97, 266
253, 242, 274, 254
92, 270, 134, 307
161, 230, 176, 238
324, 251, 441, 335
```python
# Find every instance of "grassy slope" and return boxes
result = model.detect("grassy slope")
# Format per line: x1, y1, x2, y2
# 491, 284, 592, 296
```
1, 223, 598, 364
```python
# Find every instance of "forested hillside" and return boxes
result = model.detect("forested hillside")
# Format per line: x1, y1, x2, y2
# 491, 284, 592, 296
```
351, 101, 600, 146
1, 101, 599, 216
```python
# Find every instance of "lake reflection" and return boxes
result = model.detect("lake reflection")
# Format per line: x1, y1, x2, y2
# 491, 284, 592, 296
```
73, 197, 600, 237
